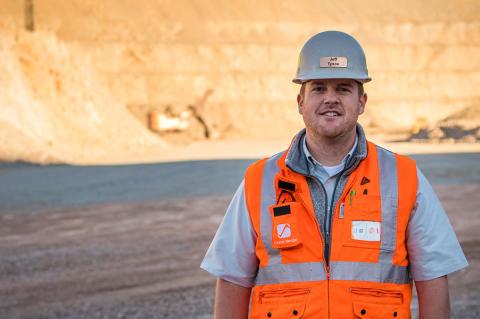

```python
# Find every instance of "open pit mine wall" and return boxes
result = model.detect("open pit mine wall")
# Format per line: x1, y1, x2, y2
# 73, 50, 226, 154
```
2, 0, 480, 144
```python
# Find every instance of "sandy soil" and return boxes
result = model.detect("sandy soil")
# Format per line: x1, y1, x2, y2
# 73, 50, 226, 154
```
0, 184, 478, 318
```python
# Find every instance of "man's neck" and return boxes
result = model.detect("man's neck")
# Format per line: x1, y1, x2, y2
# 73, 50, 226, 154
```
305, 129, 356, 166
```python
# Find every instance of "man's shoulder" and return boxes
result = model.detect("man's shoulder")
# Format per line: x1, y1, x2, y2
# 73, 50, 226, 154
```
245, 150, 288, 177
368, 141, 416, 165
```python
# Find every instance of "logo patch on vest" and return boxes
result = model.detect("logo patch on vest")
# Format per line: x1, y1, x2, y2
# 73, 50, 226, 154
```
352, 221, 381, 241
270, 202, 301, 249
276, 223, 291, 238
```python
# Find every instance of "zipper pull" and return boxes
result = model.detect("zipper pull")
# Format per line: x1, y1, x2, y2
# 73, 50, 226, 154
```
339, 202, 345, 219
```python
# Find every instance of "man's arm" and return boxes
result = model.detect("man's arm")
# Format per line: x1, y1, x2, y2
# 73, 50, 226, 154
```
415, 275, 450, 319
214, 278, 252, 319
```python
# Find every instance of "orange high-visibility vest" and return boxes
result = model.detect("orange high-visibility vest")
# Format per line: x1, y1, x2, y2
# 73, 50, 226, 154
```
244, 141, 417, 319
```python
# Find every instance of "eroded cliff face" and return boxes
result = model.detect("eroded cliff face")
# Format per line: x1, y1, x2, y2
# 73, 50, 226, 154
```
0, 27, 167, 164
1, 0, 479, 163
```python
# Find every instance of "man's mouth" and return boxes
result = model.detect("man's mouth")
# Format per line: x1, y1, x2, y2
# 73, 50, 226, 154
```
320, 111, 341, 117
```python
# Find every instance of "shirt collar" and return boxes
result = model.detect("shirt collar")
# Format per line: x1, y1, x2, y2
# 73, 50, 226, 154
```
285, 124, 368, 177
302, 134, 358, 168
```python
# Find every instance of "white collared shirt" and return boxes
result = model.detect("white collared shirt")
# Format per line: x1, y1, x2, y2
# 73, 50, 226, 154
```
303, 134, 358, 180
302, 134, 358, 208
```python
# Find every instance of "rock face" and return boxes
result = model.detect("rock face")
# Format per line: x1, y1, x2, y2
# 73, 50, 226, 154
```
409, 104, 480, 143
1, 0, 479, 163
0, 28, 166, 164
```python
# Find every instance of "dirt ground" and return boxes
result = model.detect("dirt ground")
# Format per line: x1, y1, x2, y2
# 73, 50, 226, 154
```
0, 177, 479, 318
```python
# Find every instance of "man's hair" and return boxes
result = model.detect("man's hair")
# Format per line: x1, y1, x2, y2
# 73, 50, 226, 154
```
299, 81, 364, 97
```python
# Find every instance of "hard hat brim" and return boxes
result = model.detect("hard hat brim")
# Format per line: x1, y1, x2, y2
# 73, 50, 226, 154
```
292, 74, 372, 84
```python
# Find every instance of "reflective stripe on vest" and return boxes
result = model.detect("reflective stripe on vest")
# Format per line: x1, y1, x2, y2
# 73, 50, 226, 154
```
256, 262, 327, 285
259, 152, 284, 267
330, 261, 409, 284
377, 146, 399, 262
254, 146, 411, 286
257, 261, 409, 285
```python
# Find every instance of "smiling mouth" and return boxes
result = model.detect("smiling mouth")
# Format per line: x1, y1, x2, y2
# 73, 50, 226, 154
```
320, 111, 341, 117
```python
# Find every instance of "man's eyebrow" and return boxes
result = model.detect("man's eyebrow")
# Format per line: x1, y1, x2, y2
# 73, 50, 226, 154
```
337, 82, 354, 87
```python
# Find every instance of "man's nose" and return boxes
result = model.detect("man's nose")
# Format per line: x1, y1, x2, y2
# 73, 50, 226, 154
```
323, 88, 340, 104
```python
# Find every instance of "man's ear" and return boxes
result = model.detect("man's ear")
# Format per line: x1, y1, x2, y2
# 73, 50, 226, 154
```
358, 93, 367, 115
297, 94, 303, 114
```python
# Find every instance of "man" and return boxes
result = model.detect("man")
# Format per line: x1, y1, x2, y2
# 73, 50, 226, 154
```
201, 31, 468, 319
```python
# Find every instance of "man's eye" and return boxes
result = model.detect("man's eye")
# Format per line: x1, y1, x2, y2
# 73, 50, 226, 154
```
313, 87, 325, 92
338, 87, 351, 93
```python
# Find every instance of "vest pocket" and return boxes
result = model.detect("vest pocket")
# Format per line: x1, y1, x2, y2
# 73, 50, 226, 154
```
353, 302, 402, 319
343, 196, 382, 249
258, 288, 310, 318
351, 287, 404, 319
269, 203, 302, 249
350, 287, 403, 304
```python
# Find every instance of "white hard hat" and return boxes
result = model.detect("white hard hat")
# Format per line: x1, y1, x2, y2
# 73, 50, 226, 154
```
293, 31, 371, 84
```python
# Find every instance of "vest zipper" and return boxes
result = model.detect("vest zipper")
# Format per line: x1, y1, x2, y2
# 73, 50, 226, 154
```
326, 265, 331, 319
307, 176, 329, 263
324, 165, 349, 319
288, 157, 353, 269
285, 140, 359, 318
325, 168, 347, 265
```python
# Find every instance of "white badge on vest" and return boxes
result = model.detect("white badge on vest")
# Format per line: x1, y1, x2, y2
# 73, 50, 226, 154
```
352, 221, 381, 241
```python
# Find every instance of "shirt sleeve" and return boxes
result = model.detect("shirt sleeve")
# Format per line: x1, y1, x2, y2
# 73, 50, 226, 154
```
200, 179, 259, 287
407, 168, 469, 281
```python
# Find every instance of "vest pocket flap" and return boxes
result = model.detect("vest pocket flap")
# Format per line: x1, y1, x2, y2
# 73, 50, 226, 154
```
261, 302, 306, 318
350, 287, 403, 304
346, 196, 382, 219
260, 288, 309, 318
260, 287, 310, 302
353, 301, 401, 319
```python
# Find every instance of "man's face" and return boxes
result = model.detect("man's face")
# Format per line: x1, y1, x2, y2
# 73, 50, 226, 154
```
297, 79, 367, 140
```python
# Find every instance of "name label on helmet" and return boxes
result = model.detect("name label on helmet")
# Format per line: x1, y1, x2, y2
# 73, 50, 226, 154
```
320, 57, 348, 68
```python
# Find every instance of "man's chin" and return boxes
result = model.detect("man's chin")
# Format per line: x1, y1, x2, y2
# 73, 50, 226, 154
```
309, 128, 341, 139
307, 125, 354, 141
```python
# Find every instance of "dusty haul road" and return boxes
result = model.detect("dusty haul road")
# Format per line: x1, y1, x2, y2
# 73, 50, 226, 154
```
0, 154, 479, 318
